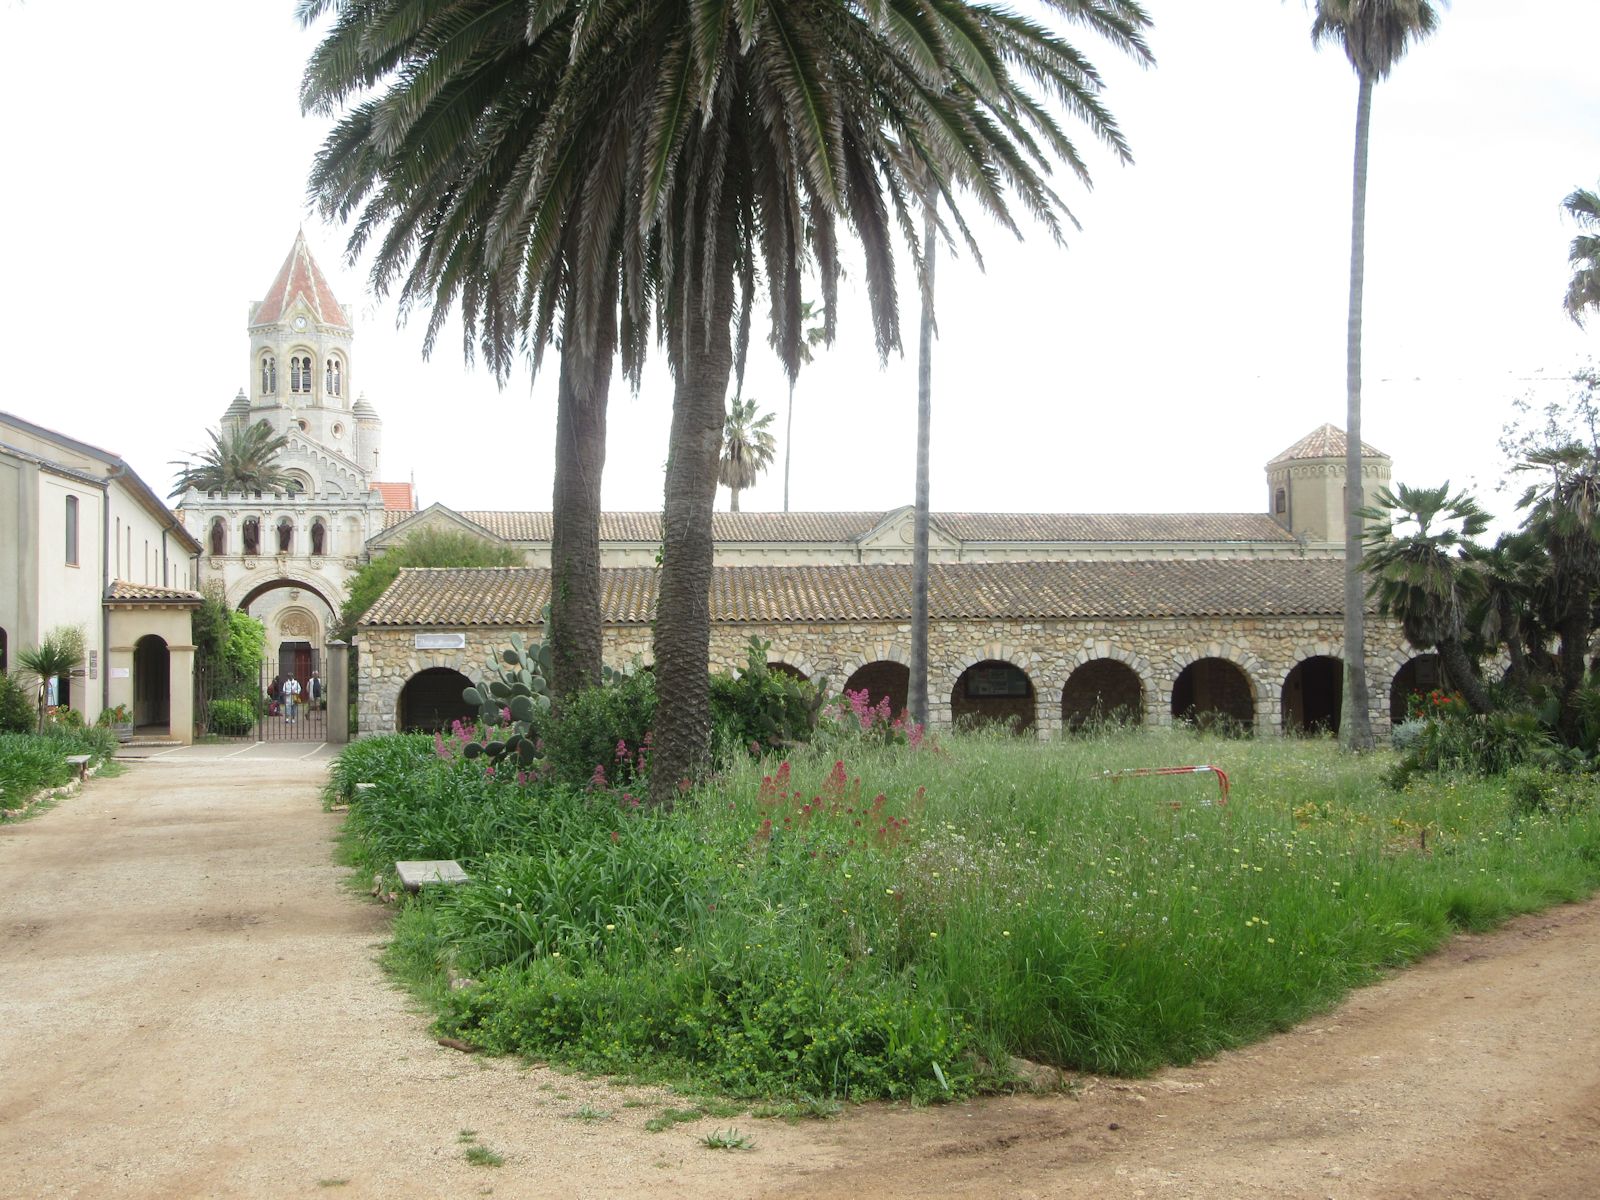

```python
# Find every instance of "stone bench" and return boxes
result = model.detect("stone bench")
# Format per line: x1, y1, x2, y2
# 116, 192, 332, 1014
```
395, 860, 471, 893
64, 755, 92, 781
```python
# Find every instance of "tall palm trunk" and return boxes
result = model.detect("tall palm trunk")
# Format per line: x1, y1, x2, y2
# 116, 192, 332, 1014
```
1340, 72, 1376, 751
651, 205, 739, 808
1437, 636, 1492, 716
783, 377, 795, 512
548, 275, 617, 709
908, 202, 936, 728
729, 485, 741, 512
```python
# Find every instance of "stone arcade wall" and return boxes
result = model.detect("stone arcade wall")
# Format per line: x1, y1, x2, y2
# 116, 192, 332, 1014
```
357, 614, 1416, 739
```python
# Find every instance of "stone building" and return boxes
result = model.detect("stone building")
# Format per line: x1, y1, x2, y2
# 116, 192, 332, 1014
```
178, 236, 1426, 741
176, 233, 415, 687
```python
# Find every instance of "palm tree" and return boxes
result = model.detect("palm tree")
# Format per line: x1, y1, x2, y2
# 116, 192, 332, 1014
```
300, 0, 638, 707
1468, 531, 1544, 696
301, 0, 1152, 804
1308, 0, 1444, 751
1358, 482, 1491, 714
1515, 444, 1600, 743
169, 421, 292, 497
1563, 182, 1600, 326
782, 301, 828, 513
719, 397, 777, 513
909, 199, 937, 730
18, 626, 86, 734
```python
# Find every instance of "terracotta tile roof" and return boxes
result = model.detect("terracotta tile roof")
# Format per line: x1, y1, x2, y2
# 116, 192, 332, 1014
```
377, 509, 1291, 545
1269, 423, 1386, 464
105, 580, 204, 604
250, 232, 350, 329
362, 559, 1350, 628
936, 513, 1296, 543
372, 482, 416, 511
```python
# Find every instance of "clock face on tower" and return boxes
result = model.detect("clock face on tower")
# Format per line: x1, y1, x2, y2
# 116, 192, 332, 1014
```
293, 315, 308, 330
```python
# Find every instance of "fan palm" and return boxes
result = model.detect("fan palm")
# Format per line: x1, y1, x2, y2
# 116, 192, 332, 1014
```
1308, 0, 1445, 750
1564, 183, 1600, 327
300, 0, 1153, 803
17, 626, 87, 733
1359, 482, 1491, 714
1467, 531, 1545, 696
1516, 443, 1600, 742
169, 421, 293, 497
719, 397, 777, 513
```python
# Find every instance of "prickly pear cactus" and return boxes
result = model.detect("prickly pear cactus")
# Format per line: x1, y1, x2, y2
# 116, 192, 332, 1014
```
461, 631, 551, 769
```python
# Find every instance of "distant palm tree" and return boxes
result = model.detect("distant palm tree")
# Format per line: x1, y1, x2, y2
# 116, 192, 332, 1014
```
169, 421, 292, 497
719, 398, 777, 513
1308, 0, 1445, 751
1563, 183, 1600, 326
1358, 482, 1491, 714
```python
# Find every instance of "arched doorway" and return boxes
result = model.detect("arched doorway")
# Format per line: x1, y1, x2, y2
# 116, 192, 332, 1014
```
951, 660, 1035, 733
843, 660, 909, 718
398, 668, 477, 733
1390, 654, 1443, 724
1283, 656, 1342, 734
767, 661, 808, 681
1171, 658, 1254, 733
1061, 659, 1144, 731
134, 634, 171, 732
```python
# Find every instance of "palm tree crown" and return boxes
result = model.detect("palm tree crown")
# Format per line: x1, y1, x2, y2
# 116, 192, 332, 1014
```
719, 397, 777, 512
169, 421, 293, 497
1563, 183, 1600, 326
1311, 0, 1443, 79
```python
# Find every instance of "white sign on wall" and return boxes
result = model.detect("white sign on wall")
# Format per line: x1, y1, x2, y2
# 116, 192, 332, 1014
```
110, 667, 130, 679
415, 632, 467, 650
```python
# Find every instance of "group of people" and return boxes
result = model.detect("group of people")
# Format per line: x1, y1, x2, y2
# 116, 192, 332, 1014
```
267, 671, 323, 723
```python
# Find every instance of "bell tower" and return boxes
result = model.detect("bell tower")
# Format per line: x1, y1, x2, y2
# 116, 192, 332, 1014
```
1266, 423, 1392, 548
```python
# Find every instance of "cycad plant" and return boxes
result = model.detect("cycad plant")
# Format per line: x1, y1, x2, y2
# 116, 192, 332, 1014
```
17, 626, 87, 733
169, 421, 293, 497
1358, 482, 1491, 714
719, 397, 777, 513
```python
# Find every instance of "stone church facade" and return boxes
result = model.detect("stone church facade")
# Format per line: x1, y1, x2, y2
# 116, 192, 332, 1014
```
180, 236, 1432, 739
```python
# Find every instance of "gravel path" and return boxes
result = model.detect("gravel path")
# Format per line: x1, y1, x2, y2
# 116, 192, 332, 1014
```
3, 755, 1598, 1199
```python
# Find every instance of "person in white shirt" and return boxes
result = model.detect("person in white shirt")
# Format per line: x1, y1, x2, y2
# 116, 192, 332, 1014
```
282, 675, 302, 723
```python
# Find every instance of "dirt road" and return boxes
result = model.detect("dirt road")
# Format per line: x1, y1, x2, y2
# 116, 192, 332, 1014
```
2, 753, 1597, 1199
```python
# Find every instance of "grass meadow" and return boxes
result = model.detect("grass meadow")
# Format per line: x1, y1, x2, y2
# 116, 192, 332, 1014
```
330, 728, 1600, 1102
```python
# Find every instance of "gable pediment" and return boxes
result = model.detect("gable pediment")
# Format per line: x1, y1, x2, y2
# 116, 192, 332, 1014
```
367, 502, 506, 551
857, 505, 961, 552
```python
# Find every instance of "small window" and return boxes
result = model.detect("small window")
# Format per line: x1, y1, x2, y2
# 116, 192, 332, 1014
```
261, 355, 276, 394
296, 418, 309, 432
331, 422, 343, 438
65, 495, 79, 565
1274, 487, 1287, 515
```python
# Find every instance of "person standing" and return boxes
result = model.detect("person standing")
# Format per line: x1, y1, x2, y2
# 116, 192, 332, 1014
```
308, 671, 324, 711
282, 674, 302, 724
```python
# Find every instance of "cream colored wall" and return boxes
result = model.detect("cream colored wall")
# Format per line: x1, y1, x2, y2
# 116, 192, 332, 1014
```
36, 473, 105, 720
0, 455, 30, 673
106, 606, 197, 744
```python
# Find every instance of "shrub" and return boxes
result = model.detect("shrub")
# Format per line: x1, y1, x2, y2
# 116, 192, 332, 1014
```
0, 673, 34, 734
0, 725, 116, 812
542, 671, 657, 790
1388, 708, 1552, 788
208, 698, 256, 737
709, 637, 824, 758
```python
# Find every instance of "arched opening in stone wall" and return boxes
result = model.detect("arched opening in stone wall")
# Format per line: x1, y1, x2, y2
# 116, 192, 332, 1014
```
1171, 658, 1254, 733
1283, 655, 1342, 734
133, 634, 171, 732
1061, 659, 1144, 731
1390, 654, 1443, 724
843, 661, 909, 718
766, 661, 808, 681
398, 668, 477, 734
951, 660, 1035, 734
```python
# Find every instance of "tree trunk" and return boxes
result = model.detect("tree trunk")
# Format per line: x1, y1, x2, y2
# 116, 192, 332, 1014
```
650, 212, 738, 808
909, 202, 936, 729
1556, 608, 1591, 745
548, 277, 617, 710
1340, 71, 1377, 751
783, 378, 795, 513
729, 485, 740, 513
1437, 637, 1493, 715
1499, 595, 1530, 696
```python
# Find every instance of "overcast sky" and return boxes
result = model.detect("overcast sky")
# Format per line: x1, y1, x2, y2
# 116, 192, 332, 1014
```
2, 2, 1596, 526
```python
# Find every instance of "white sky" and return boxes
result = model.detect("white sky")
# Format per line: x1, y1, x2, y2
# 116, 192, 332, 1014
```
2, 2, 1596, 526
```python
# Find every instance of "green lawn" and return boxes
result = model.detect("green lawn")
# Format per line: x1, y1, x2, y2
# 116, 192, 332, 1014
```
331, 728, 1600, 1101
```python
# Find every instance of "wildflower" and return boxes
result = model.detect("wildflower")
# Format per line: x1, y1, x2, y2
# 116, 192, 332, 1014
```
605, 924, 616, 931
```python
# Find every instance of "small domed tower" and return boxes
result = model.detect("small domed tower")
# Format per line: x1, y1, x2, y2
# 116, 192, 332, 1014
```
351, 394, 382, 478
1266, 423, 1392, 547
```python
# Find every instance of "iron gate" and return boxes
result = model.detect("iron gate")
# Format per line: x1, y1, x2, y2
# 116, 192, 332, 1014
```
259, 659, 327, 742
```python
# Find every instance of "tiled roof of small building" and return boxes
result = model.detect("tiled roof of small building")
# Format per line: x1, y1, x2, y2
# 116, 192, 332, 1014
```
1269, 423, 1386, 464
378, 509, 1293, 544
251, 232, 350, 329
105, 580, 204, 604
363, 559, 1349, 628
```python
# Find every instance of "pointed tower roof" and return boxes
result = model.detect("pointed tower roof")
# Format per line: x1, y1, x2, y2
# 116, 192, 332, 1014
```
1269, 423, 1386, 464
250, 231, 350, 329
